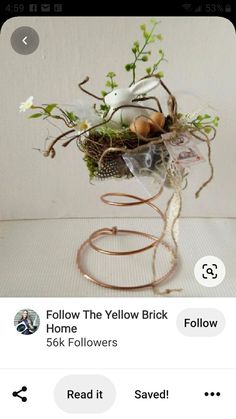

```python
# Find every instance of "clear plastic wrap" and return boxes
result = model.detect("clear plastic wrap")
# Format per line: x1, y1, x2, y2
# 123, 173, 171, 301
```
123, 143, 169, 195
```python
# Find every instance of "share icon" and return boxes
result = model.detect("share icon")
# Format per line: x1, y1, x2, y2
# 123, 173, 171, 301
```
12, 386, 27, 402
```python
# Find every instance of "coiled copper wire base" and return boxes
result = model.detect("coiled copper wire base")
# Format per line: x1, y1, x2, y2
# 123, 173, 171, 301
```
76, 186, 178, 291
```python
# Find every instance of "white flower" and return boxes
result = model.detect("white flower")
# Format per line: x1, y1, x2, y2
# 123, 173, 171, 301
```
75, 119, 91, 135
19, 96, 34, 112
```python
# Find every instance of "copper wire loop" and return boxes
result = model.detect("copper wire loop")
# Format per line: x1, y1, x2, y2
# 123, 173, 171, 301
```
76, 186, 178, 291
89, 227, 159, 255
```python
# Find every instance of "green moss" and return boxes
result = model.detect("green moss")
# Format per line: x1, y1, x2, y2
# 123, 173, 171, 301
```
83, 155, 98, 182
95, 125, 135, 140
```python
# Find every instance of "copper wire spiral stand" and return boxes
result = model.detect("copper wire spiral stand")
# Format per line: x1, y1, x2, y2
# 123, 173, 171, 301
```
75, 77, 214, 292
76, 185, 178, 291
33, 73, 215, 293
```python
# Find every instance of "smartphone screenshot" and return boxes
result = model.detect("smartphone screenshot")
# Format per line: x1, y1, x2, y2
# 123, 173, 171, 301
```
0, 8, 235, 418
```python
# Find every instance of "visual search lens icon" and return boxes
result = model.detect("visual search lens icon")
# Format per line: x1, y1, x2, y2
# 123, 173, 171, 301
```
194, 256, 226, 288
202, 263, 217, 279
12, 386, 27, 402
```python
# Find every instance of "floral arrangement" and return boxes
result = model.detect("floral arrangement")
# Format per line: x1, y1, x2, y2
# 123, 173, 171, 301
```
20, 19, 218, 196
19, 19, 220, 293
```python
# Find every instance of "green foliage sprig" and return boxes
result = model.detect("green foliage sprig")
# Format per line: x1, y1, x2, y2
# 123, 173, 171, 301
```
192, 114, 220, 134
125, 20, 166, 86
99, 72, 118, 115
101, 72, 118, 97
29, 103, 79, 128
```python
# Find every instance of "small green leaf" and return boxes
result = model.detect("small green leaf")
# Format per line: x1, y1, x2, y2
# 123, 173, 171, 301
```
141, 55, 148, 62
44, 103, 57, 114
101, 90, 107, 97
125, 64, 132, 71
156, 34, 163, 40
28, 113, 42, 118
65, 111, 78, 122
204, 127, 212, 134
106, 71, 116, 78
196, 115, 204, 121
100, 104, 109, 111
143, 31, 150, 40
149, 36, 156, 43
150, 18, 158, 25
146, 67, 152, 74
156, 71, 164, 78
140, 24, 146, 31
105, 80, 112, 87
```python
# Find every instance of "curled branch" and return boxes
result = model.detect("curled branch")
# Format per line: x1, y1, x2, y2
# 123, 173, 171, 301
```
132, 96, 163, 113
78, 77, 104, 101
43, 129, 75, 157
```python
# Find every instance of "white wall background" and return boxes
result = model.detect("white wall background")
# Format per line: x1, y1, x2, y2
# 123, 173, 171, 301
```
0, 16, 235, 220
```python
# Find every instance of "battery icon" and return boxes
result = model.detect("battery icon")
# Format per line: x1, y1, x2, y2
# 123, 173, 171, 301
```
225, 4, 232, 12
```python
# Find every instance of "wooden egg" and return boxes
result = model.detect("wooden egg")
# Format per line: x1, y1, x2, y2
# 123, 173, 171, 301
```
130, 117, 150, 137
149, 112, 165, 132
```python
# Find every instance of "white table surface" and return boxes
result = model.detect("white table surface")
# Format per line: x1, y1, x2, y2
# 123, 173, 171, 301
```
0, 218, 235, 297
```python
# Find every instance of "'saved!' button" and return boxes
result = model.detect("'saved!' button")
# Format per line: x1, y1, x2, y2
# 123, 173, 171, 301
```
177, 308, 225, 337
54, 375, 116, 414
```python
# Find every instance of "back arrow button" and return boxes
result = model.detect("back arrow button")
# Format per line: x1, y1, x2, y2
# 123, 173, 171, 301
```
11, 26, 39, 55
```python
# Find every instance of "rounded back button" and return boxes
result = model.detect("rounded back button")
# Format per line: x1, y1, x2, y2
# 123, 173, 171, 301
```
10, 27, 39, 55
54, 375, 116, 414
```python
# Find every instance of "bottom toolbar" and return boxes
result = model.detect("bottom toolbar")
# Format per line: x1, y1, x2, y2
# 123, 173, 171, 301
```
1, 369, 234, 418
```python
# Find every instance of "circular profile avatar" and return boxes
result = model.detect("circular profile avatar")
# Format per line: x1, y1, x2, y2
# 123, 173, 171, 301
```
14, 309, 40, 335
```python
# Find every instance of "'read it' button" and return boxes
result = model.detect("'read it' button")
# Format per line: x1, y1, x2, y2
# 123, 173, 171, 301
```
54, 375, 116, 414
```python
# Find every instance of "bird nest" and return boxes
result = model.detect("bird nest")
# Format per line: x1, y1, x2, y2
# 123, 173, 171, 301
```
79, 124, 170, 181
